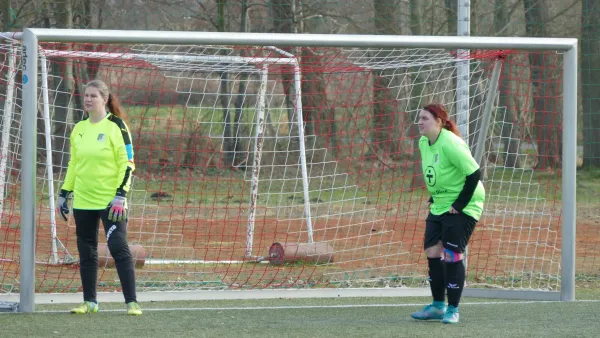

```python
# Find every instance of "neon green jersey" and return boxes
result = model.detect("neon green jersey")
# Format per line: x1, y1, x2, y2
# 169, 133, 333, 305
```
61, 113, 135, 210
419, 128, 485, 220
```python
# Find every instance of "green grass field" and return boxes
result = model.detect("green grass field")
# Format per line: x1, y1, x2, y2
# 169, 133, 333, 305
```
2, 294, 600, 337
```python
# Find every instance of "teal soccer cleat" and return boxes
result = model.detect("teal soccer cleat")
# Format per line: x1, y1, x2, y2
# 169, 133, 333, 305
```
442, 305, 460, 324
410, 303, 446, 320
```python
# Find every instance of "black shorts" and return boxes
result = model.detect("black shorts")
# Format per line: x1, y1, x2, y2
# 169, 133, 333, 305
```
424, 212, 477, 253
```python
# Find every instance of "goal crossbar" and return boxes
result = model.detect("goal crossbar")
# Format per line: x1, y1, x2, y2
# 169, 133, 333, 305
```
18, 29, 578, 50
41, 50, 298, 68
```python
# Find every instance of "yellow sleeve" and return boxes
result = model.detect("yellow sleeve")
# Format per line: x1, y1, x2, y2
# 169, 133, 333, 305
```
61, 125, 79, 192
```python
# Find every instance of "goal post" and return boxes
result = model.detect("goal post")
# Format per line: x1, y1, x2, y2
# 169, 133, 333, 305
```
8, 28, 577, 312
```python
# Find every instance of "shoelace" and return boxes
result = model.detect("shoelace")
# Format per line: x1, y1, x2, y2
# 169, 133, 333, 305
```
445, 307, 458, 316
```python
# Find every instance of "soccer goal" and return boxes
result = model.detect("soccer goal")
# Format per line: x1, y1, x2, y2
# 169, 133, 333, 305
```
0, 29, 576, 312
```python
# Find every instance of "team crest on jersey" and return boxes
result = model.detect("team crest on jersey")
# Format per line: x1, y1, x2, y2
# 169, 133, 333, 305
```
97, 133, 106, 142
434, 153, 439, 164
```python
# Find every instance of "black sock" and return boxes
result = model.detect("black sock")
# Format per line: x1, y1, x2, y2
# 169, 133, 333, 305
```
427, 257, 445, 303
445, 260, 466, 307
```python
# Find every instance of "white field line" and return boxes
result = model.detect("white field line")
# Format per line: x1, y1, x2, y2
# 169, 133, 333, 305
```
3, 299, 600, 314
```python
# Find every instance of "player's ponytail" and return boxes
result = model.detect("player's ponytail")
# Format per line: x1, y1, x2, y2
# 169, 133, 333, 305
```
107, 93, 126, 120
444, 119, 461, 137
422, 103, 461, 137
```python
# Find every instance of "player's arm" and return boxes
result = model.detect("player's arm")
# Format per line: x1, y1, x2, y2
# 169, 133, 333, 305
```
113, 121, 135, 197
418, 137, 435, 206
57, 127, 78, 221
61, 127, 79, 192
445, 140, 481, 212
107, 120, 135, 222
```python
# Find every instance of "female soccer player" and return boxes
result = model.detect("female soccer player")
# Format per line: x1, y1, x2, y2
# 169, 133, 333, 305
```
410, 103, 485, 324
56, 80, 142, 316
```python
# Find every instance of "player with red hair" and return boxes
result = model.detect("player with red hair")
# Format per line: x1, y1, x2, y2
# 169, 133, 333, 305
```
410, 103, 485, 324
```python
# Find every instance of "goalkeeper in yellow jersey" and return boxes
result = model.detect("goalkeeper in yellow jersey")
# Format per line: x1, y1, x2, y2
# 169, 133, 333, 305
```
56, 80, 142, 316
410, 103, 485, 324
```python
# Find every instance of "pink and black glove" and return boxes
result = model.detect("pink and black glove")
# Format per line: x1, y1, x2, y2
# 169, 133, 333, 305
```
108, 195, 128, 222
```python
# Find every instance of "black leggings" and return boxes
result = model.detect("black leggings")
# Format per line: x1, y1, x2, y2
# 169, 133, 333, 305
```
74, 208, 137, 304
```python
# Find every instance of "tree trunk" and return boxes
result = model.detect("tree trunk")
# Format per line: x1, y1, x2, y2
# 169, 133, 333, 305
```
271, 0, 295, 129
300, 48, 331, 155
270, 0, 301, 164
445, 0, 457, 35
372, 0, 399, 158
72, 0, 105, 123
52, 0, 74, 172
2, 0, 10, 31
523, 0, 561, 170
470, 0, 477, 36
495, 0, 522, 168
408, 0, 424, 189
271, 0, 333, 159
231, 0, 248, 169
214, 0, 236, 168
0, 0, 10, 145
582, 0, 600, 168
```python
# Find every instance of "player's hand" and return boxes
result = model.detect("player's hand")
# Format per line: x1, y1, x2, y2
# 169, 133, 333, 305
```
108, 196, 128, 222
426, 201, 432, 209
56, 189, 72, 222
449, 206, 460, 214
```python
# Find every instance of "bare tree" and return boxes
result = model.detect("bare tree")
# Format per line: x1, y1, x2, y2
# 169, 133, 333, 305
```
582, 0, 600, 168
72, 0, 105, 123
445, 0, 457, 35
523, 0, 561, 169
51, 0, 75, 171
300, 47, 335, 153
231, 0, 250, 169
408, 0, 426, 189
215, 0, 238, 168
371, 0, 399, 158
0, 0, 13, 145
268, 0, 337, 166
495, 0, 523, 168
271, 0, 296, 127
1, 0, 11, 31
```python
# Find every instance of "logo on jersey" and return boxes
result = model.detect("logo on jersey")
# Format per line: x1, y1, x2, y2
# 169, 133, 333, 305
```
425, 166, 437, 187
97, 133, 106, 142
434, 153, 439, 164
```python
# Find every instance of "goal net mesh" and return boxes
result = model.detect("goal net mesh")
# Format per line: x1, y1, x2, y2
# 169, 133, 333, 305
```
0, 41, 571, 294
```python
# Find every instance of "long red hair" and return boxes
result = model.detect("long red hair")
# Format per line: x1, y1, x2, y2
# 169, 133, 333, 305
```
422, 103, 461, 137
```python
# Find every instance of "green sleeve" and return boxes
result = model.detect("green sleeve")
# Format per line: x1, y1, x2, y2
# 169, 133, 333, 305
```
444, 138, 479, 175
61, 127, 78, 192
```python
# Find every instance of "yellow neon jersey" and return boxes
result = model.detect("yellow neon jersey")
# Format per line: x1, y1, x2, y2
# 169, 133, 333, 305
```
61, 113, 135, 210
419, 128, 485, 220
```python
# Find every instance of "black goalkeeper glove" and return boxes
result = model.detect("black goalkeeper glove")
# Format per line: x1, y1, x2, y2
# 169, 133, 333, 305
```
56, 189, 72, 222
